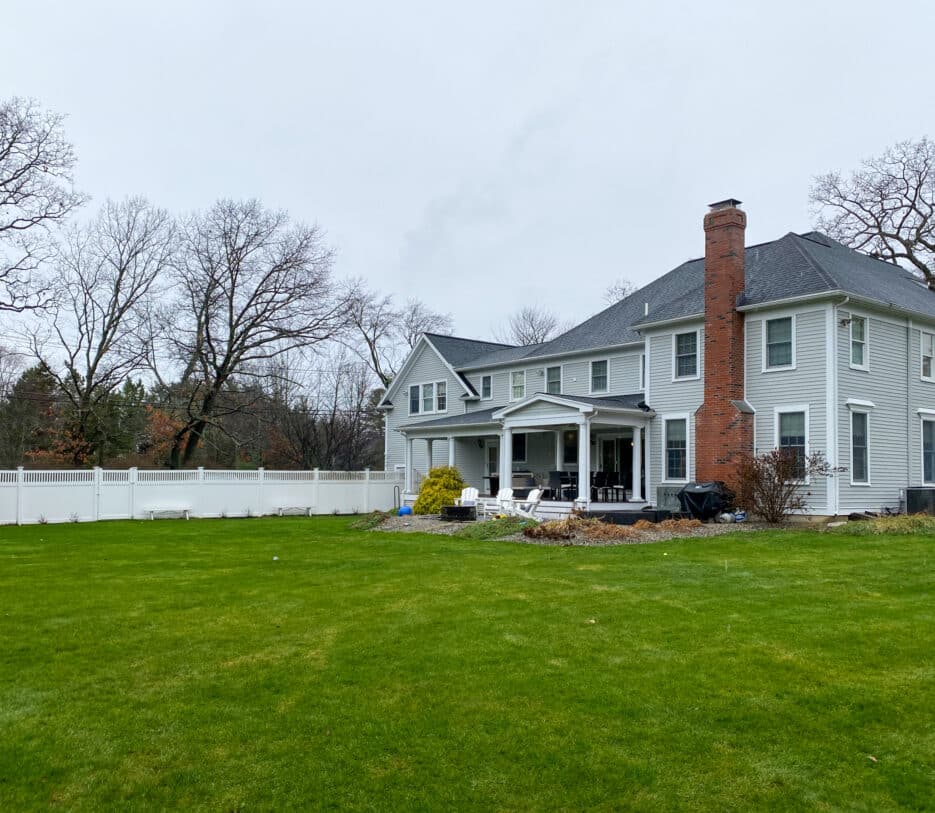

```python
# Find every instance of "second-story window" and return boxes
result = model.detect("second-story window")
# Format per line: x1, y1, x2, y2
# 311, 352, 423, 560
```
408, 381, 448, 415
590, 360, 608, 393
922, 332, 935, 381
511, 371, 525, 400
674, 332, 698, 378
765, 317, 794, 369
546, 366, 561, 394
850, 316, 868, 369
480, 375, 492, 400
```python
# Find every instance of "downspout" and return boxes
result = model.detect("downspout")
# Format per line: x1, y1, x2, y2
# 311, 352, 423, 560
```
907, 317, 913, 492
829, 296, 849, 516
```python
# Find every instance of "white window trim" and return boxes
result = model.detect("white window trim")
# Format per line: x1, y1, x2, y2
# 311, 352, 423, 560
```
589, 358, 610, 395
545, 365, 562, 396
671, 330, 700, 381
639, 353, 645, 391
848, 407, 871, 486
921, 330, 935, 383
848, 315, 870, 372
480, 374, 493, 401
407, 379, 449, 416
774, 404, 810, 484
762, 315, 797, 372
510, 370, 526, 402
512, 432, 527, 464
660, 412, 691, 484
922, 415, 935, 485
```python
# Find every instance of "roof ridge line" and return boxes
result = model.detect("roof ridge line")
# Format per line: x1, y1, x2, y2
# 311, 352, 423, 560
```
424, 332, 516, 348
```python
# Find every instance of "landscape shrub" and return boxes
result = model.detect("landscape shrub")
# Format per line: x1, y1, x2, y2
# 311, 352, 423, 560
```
455, 516, 533, 540
732, 449, 841, 523
412, 466, 467, 515
349, 511, 390, 530
827, 513, 935, 536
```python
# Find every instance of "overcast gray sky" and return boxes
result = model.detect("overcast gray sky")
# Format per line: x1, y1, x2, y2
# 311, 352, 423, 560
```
6, 0, 935, 340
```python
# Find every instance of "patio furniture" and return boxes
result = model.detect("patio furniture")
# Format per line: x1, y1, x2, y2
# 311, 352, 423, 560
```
454, 487, 479, 507
548, 471, 576, 501
592, 471, 607, 502
504, 488, 542, 520
440, 505, 476, 521
477, 488, 514, 518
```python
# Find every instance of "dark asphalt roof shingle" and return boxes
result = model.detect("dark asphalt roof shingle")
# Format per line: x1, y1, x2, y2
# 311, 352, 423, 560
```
426, 232, 935, 371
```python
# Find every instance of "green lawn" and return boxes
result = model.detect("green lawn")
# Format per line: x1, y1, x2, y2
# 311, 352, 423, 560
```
0, 518, 932, 811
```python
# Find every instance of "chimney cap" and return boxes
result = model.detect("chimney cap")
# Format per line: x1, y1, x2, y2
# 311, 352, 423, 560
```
709, 198, 743, 211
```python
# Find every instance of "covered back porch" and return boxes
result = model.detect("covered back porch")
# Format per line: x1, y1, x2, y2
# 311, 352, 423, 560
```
399, 393, 653, 515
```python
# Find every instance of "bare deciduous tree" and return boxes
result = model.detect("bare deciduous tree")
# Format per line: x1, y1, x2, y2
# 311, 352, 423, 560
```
604, 277, 637, 304
28, 198, 174, 464
0, 97, 85, 312
342, 282, 452, 387
811, 137, 935, 289
493, 305, 570, 345
162, 199, 344, 467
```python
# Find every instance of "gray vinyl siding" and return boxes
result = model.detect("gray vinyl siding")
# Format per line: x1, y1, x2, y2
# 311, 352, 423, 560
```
453, 438, 486, 492
746, 307, 828, 510
908, 323, 935, 485
837, 310, 910, 512
646, 323, 704, 498
384, 343, 464, 475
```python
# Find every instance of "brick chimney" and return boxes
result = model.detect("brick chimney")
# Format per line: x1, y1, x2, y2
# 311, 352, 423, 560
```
694, 199, 753, 483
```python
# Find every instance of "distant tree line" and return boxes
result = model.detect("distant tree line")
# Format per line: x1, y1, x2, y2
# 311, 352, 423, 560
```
0, 97, 451, 469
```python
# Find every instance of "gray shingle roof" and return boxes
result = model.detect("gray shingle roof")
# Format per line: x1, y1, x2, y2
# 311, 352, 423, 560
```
436, 231, 935, 370
424, 334, 517, 367
400, 407, 499, 430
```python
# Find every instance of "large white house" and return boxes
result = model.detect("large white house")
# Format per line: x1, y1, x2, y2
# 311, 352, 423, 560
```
379, 200, 935, 516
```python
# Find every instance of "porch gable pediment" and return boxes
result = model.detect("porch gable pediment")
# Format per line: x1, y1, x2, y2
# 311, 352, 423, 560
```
491, 393, 593, 422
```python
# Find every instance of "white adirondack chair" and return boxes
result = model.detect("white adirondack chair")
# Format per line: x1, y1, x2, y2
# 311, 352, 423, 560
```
505, 488, 543, 520
454, 487, 479, 507
478, 487, 514, 518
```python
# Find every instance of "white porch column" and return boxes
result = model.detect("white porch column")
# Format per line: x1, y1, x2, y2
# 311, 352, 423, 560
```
426, 439, 434, 471
499, 427, 513, 492
404, 436, 414, 493
576, 419, 590, 505
631, 427, 643, 502
554, 430, 563, 471
448, 436, 456, 467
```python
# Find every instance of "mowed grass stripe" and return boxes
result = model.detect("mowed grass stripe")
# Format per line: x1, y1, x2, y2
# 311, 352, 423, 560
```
0, 518, 932, 810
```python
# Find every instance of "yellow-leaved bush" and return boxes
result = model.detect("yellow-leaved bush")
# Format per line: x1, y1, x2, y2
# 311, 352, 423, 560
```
412, 466, 467, 514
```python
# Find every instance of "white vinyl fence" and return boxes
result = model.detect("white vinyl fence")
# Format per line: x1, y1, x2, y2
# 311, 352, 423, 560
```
0, 468, 405, 526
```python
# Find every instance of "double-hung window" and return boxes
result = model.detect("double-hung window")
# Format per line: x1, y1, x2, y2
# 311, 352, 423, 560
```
408, 381, 448, 415
590, 360, 608, 393
765, 317, 794, 369
546, 366, 561, 395
851, 410, 869, 484
480, 375, 492, 400
850, 316, 868, 370
664, 418, 688, 481
511, 371, 526, 401
922, 332, 935, 381
422, 383, 434, 414
674, 332, 698, 379
777, 408, 807, 480
924, 419, 935, 484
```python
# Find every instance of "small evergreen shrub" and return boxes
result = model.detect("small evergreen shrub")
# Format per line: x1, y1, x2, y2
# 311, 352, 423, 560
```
412, 466, 467, 515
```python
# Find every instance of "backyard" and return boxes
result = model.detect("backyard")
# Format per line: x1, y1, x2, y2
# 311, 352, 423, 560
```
0, 517, 932, 810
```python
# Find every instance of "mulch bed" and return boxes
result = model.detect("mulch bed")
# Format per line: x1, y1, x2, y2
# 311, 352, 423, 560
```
375, 512, 774, 545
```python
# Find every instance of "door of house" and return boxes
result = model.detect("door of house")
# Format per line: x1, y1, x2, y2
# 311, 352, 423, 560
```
485, 440, 499, 495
